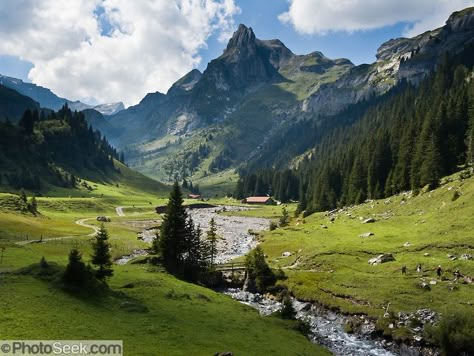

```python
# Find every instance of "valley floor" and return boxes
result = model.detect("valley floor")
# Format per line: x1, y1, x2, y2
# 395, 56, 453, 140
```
2, 169, 474, 354
0, 184, 327, 356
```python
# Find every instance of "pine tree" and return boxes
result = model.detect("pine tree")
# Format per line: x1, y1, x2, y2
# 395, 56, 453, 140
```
19, 189, 27, 204
244, 246, 275, 293
467, 89, 474, 165
183, 220, 203, 281
206, 218, 218, 268
348, 157, 366, 204
19, 109, 34, 135
279, 207, 289, 227
91, 224, 113, 281
419, 134, 443, 189
29, 196, 38, 215
159, 182, 188, 274
63, 247, 88, 286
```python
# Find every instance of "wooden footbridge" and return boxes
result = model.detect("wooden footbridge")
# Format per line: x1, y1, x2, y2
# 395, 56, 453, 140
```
215, 261, 246, 272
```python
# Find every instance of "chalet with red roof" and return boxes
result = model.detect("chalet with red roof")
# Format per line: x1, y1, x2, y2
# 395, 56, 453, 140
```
241, 196, 275, 205
188, 194, 202, 199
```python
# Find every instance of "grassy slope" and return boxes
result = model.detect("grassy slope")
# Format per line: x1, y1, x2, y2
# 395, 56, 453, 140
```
251, 171, 474, 318
0, 161, 169, 242
0, 178, 327, 355
2, 266, 326, 356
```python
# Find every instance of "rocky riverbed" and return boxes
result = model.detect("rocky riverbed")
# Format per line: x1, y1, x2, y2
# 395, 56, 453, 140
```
116, 204, 424, 355
187, 206, 270, 263
224, 289, 396, 356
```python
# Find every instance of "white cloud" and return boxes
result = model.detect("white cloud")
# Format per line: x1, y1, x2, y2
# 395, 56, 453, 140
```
0, 0, 240, 106
279, 0, 474, 37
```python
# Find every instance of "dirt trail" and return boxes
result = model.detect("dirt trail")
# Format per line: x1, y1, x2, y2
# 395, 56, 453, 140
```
116, 206, 125, 216
15, 217, 99, 245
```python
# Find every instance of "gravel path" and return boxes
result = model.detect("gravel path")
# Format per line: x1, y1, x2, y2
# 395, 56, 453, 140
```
116, 206, 125, 216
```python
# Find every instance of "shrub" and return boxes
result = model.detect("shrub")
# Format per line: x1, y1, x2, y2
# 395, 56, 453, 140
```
451, 190, 461, 201
280, 296, 296, 320
269, 221, 278, 231
425, 311, 474, 356
293, 320, 311, 336
244, 246, 276, 293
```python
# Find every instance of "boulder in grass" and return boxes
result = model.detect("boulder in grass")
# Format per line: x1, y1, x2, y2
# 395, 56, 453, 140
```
362, 217, 376, 224
368, 253, 395, 265
359, 232, 374, 238
460, 253, 473, 260
281, 251, 292, 257
96, 216, 111, 222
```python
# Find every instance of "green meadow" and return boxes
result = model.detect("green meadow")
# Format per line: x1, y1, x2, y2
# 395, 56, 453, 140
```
257, 171, 474, 319
0, 169, 327, 356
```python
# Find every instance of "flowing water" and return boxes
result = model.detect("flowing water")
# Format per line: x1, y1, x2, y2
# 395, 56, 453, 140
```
119, 205, 400, 355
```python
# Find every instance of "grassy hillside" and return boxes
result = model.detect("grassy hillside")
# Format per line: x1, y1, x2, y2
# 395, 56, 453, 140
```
0, 181, 327, 355
250, 169, 474, 320
2, 265, 326, 356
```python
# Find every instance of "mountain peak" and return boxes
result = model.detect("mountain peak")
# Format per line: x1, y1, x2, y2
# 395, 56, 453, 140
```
226, 24, 256, 51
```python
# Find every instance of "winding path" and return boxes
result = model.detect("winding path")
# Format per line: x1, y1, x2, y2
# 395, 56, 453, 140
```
15, 217, 99, 245
115, 206, 125, 217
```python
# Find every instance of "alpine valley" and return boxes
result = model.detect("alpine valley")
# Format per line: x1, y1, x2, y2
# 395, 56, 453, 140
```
1, 5, 474, 356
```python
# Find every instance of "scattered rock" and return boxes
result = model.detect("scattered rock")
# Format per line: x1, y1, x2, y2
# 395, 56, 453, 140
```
281, 251, 292, 257
429, 280, 437, 285
418, 282, 431, 291
359, 232, 374, 238
96, 216, 111, 222
329, 217, 335, 222
413, 335, 423, 343
368, 253, 395, 265
120, 283, 135, 289
403, 242, 411, 247
321, 224, 328, 229
214, 352, 233, 356
447, 254, 458, 261
362, 218, 376, 224
423, 253, 430, 257
460, 253, 473, 260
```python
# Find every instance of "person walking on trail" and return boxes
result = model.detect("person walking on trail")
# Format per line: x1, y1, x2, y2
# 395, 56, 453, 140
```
436, 265, 442, 278
416, 264, 422, 273
401, 265, 407, 274
454, 268, 461, 282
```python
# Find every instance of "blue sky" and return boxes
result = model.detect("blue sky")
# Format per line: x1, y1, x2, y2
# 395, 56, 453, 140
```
0, 0, 472, 105
0, 0, 414, 82
199, 0, 410, 71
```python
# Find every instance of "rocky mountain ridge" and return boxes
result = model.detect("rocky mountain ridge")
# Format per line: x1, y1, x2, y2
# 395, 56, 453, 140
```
0, 74, 125, 115
303, 7, 474, 115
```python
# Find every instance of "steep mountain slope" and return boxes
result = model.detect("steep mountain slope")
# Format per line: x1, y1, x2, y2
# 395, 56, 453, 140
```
105, 8, 474, 193
0, 105, 165, 195
303, 7, 474, 116
108, 24, 354, 183
0, 74, 124, 115
0, 84, 40, 121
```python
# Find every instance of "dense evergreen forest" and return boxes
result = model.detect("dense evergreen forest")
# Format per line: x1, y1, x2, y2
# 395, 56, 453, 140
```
0, 105, 122, 191
236, 46, 474, 215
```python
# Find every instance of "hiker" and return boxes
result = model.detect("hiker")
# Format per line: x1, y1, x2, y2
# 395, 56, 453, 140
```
436, 265, 442, 278
416, 264, 422, 273
454, 268, 461, 282
401, 265, 407, 274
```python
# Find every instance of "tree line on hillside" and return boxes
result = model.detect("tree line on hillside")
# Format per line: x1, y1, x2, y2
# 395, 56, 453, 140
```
0, 104, 124, 191
236, 46, 474, 214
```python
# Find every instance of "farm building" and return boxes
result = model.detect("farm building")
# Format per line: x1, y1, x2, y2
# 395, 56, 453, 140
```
241, 196, 275, 205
